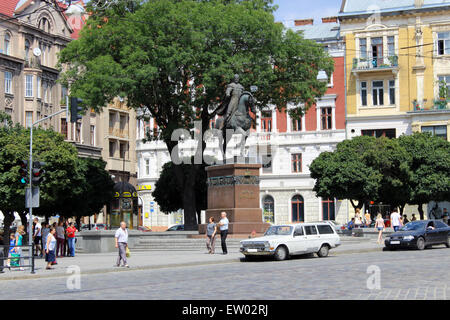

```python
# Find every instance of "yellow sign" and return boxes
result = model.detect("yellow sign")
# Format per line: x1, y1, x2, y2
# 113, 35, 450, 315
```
137, 185, 152, 191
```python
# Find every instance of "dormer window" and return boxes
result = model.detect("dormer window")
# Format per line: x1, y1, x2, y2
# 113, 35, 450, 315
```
39, 18, 51, 33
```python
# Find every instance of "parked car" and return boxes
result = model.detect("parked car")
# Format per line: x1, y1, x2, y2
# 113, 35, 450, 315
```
137, 226, 152, 232
166, 224, 184, 231
240, 222, 341, 261
384, 220, 450, 251
81, 224, 107, 231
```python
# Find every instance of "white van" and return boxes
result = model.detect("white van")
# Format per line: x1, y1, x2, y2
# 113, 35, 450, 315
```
240, 222, 341, 261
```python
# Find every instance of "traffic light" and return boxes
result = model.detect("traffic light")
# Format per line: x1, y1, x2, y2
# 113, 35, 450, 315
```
31, 161, 46, 186
70, 97, 83, 123
17, 160, 28, 184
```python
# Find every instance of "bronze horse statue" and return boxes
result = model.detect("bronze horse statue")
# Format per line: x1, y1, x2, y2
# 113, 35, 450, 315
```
213, 91, 256, 160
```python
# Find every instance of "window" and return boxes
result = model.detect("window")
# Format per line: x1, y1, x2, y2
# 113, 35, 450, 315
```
437, 32, 450, 55
388, 36, 395, 56
25, 75, 33, 97
421, 125, 447, 139
362, 129, 396, 139
4, 71, 12, 94
317, 225, 334, 235
293, 226, 304, 236
261, 111, 272, 132
37, 77, 41, 99
109, 140, 116, 158
361, 81, 367, 106
291, 195, 304, 222
90, 125, 95, 145
262, 195, 274, 224
25, 39, 30, 60
291, 153, 302, 173
109, 112, 115, 128
359, 38, 367, 59
145, 158, 150, 176
4, 34, 10, 55
371, 37, 383, 67
322, 198, 335, 221
321, 107, 332, 130
120, 143, 127, 159
291, 117, 302, 131
438, 75, 450, 97
48, 83, 52, 103
389, 80, 395, 105
25, 111, 33, 128
75, 122, 81, 142
119, 115, 127, 130
61, 118, 68, 139
304, 225, 318, 235
372, 81, 384, 106
43, 82, 47, 102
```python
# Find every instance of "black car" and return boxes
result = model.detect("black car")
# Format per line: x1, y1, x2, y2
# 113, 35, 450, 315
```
166, 224, 184, 231
384, 220, 450, 250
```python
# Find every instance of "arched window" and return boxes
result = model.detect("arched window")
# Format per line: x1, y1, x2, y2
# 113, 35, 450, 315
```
4, 34, 10, 55
291, 195, 304, 222
39, 18, 51, 33
262, 195, 274, 224
24, 39, 30, 60
322, 198, 335, 221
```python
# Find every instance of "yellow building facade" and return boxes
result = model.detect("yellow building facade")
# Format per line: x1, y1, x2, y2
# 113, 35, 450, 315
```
340, 0, 450, 142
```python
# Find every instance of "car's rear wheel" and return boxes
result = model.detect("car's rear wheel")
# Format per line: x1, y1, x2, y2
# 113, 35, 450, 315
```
416, 237, 425, 250
446, 235, 450, 248
317, 244, 329, 257
274, 246, 288, 261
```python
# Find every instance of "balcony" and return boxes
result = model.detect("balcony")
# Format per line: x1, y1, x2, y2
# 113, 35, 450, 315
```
411, 99, 450, 112
109, 127, 129, 139
352, 55, 398, 74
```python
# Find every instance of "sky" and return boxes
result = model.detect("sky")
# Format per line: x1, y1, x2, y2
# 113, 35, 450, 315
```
272, 0, 342, 27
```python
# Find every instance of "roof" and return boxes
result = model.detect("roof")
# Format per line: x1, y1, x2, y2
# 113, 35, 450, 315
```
340, 0, 450, 17
0, 0, 19, 17
291, 22, 341, 41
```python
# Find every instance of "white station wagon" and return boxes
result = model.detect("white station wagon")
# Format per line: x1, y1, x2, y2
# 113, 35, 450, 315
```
240, 222, 341, 261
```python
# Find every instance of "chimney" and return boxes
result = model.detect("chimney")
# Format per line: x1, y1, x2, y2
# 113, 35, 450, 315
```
294, 19, 314, 26
322, 16, 338, 23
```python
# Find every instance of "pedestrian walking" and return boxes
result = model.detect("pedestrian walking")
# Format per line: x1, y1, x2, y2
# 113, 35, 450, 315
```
66, 222, 77, 257
115, 221, 129, 268
364, 210, 371, 227
45, 227, 57, 270
14, 225, 25, 271
354, 209, 363, 228
63, 220, 69, 256
33, 218, 42, 257
41, 223, 50, 252
205, 217, 217, 254
374, 214, 385, 244
8, 233, 19, 268
56, 222, 65, 258
390, 208, 401, 232
218, 212, 229, 255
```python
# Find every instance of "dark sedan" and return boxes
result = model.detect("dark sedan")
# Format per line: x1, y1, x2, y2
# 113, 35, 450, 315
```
384, 220, 450, 251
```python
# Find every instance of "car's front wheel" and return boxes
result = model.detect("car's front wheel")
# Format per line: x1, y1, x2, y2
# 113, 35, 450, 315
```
416, 237, 426, 250
317, 244, 329, 257
274, 246, 288, 261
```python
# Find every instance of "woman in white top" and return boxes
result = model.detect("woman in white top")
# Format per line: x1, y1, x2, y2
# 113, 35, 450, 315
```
354, 208, 363, 228
374, 214, 385, 244
45, 227, 57, 270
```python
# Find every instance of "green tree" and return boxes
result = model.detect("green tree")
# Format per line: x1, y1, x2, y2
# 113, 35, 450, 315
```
398, 132, 450, 219
59, 0, 334, 229
152, 161, 207, 225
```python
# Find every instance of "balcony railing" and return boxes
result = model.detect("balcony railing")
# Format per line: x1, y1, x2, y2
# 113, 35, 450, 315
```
412, 98, 450, 112
352, 55, 398, 72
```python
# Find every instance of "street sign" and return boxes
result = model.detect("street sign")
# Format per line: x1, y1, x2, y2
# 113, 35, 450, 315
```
25, 187, 40, 208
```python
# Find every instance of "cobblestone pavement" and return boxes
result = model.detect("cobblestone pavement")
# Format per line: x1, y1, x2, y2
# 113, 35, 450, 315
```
0, 245, 449, 300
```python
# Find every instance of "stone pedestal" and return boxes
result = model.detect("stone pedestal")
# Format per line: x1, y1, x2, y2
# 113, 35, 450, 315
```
198, 163, 270, 235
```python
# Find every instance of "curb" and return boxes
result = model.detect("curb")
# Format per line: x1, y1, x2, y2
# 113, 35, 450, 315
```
0, 246, 383, 281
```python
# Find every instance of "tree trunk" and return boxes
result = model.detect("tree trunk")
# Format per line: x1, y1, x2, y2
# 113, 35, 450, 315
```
418, 203, 424, 220
399, 203, 405, 216
2, 211, 14, 256
182, 165, 199, 231
75, 216, 82, 231
196, 209, 202, 225
18, 211, 28, 230
349, 199, 363, 212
